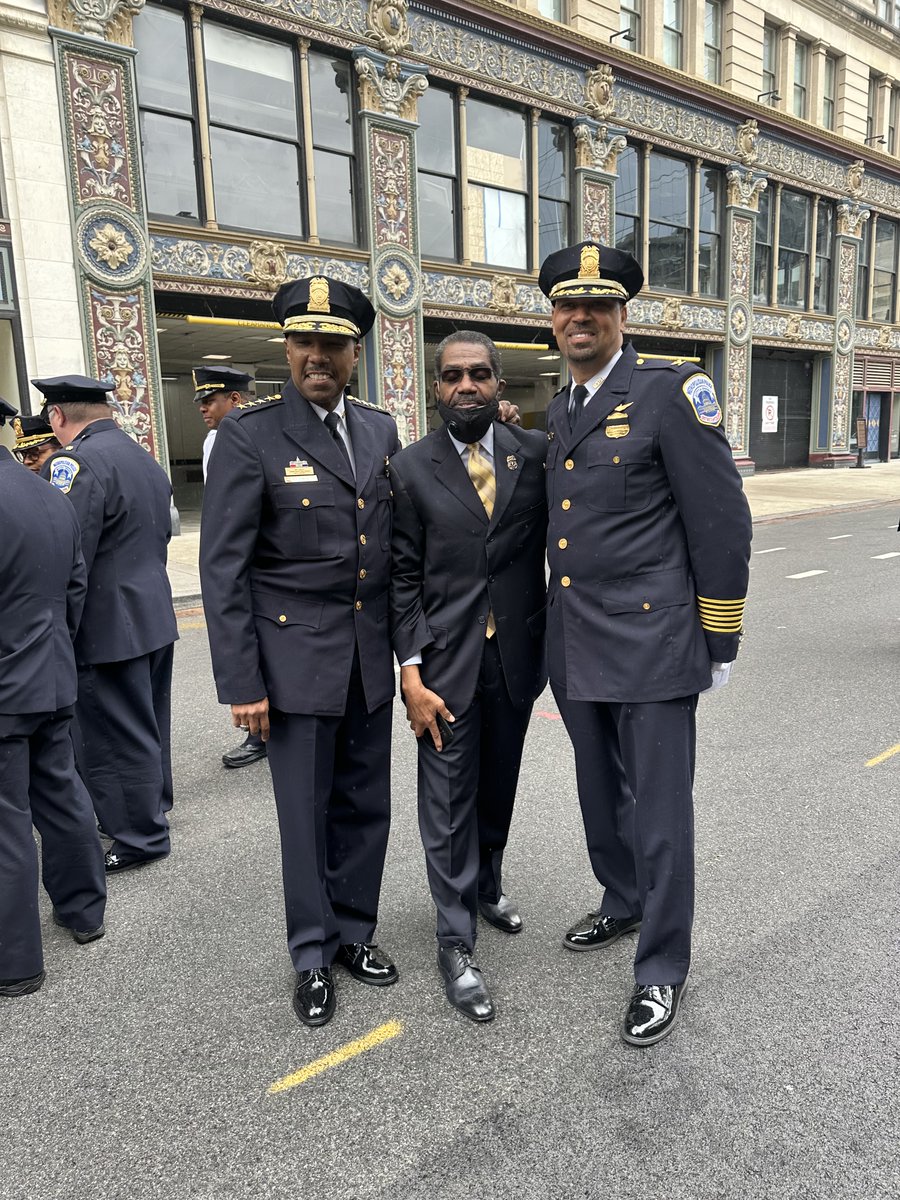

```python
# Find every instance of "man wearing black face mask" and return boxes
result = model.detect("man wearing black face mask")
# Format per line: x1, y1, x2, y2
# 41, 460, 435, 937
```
390, 332, 548, 1021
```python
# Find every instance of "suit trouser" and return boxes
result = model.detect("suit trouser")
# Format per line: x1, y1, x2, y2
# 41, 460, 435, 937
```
0, 707, 107, 980
417, 637, 533, 950
266, 660, 392, 973
73, 644, 173, 860
551, 682, 697, 986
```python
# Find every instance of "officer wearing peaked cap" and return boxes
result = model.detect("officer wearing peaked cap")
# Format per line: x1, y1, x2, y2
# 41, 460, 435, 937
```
540, 241, 752, 1047
36, 374, 178, 874
0, 396, 17, 424
200, 275, 401, 1027
13, 413, 61, 473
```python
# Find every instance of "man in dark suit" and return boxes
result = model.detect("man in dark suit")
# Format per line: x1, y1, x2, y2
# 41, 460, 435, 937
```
390, 332, 548, 1021
200, 277, 401, 1027
0, 397, 107, 997
540, 242, 752, 1047
38, 375, 178, 874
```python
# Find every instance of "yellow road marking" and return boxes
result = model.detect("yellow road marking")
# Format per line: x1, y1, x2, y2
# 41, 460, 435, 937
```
866, 743, 900, 768
268, 1020, 403, 1095
177, 619, 206, 630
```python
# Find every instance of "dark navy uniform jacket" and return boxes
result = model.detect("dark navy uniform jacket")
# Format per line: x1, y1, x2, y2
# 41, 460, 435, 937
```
390, 421, 548, 714
546, 342, 752, 703
199, 380, 401, 716
42, 419, 178, 666
0, 447, 86, 714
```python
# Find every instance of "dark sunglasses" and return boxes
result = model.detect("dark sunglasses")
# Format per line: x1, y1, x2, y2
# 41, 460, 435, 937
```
438, 367, 495, 384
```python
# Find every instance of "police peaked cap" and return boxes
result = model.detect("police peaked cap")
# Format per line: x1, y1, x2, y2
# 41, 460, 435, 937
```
0, 396, 17, 426
539, 241, 644, 304
273, 275, 375, 340
13, 413, 56, 450
192, 365, 254, 402
31, 375, 113, 407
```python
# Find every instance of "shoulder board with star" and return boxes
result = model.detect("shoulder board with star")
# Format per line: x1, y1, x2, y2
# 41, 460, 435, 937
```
635, 353, 703, 369
347, 394, 390, 414
234, 393, 283, 414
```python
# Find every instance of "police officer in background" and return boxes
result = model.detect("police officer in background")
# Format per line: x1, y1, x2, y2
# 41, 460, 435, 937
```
540, 242, 752, 1047
12, 414, 61, 474
200, 277, 401, 1028
0, 397, 107, 997
38, 376, 179, 874
191, 364, 266, 770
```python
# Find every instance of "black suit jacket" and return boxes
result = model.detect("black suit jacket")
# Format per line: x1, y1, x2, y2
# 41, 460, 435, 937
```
390, 421, 548, 714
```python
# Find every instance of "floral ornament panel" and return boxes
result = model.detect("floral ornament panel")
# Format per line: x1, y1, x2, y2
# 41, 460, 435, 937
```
150, 236, 370, 290
65, 53, 134, 209
378, 315, 419, 446
371, 127, 412, 250
376, 250, 420, 314
85, 284, 156, 457
76, 208, 148, 288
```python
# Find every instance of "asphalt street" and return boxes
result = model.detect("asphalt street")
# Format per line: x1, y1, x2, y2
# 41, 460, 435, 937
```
2, 504, 899, 1200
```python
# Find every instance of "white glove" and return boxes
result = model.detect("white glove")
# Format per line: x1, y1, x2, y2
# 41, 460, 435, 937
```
703, 661, 734, 694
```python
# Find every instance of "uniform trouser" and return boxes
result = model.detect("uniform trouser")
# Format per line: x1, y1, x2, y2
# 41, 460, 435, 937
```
266, 659, 392, 973
0, 707, 107, 980
417, 637, 533, 951
551, 682, 697, 986
73, 644, 174, 860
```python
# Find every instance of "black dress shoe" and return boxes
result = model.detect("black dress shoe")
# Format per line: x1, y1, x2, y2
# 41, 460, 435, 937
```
52, 910, 105, 945
222, 736, 267, 769
563, 911, 641, 952
335, 943, 398, 986
437, 944, 495, 1023
478, 893, 523, 934
292, 968, 335, 1027
0, 970, 45, 997
621, 981, 687, 1047
104, 850, 167, 874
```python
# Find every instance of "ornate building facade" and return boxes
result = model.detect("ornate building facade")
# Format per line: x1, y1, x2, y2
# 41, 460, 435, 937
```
3, 0, 900, 491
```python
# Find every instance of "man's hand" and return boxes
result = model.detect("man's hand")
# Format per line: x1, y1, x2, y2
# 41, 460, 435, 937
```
231, 697, 270, 741
498, 400, 521, 425
702, 662, 734, 694
401, 666, 455, 751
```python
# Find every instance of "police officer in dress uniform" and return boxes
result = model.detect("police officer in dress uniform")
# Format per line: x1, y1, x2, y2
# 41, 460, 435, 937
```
37, 376, 179, 874
0, 397, 107, 997
390, 331, 548, 1022
540, 242, 752, 1047
199, 277, 401, 1028
12, 413, 61, 473
191, 364, 267, 769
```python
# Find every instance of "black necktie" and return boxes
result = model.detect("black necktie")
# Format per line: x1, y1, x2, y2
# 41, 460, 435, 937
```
567, 384, 589, 432
324, 410, 353, 475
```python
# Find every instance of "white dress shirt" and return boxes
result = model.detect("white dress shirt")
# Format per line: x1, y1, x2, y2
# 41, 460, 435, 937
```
567, 347, 624, 412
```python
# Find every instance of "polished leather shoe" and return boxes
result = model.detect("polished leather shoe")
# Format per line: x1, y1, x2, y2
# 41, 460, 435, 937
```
563, 911, 641, 952
0, 970, 45, 997
222, 736, 267, 769
292, 968, 335, 1027
104, 850, 167, 874
335, 942, 398, 986
437, 944, 495, 1022
478, 893, 523, 934
52, 910, 105, 944
621, 981, 687, 1047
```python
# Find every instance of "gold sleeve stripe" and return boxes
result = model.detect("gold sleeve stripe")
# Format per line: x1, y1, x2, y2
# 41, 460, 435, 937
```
700, 618, 744, 632
696, 596, 746, 608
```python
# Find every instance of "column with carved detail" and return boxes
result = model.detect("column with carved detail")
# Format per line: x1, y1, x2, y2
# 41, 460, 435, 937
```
352, 34, 428, 447
48, 1, 169, 470
574, 67, 626, 245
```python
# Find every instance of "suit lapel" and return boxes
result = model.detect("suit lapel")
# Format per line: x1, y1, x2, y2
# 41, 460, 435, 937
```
489, 422, 525, 528
431, 426, 489, 525
344, 400, 375, 493
563, 345, 637, 454
282, 381, 356, 488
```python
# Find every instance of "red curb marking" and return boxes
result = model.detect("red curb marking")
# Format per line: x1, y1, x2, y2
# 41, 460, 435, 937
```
535, 710, 562, 720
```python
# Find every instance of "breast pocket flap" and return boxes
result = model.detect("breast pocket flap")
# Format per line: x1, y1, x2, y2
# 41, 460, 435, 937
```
272, 482, 335, 510
599, 571, 690, 615
587, 436, 654, 468
253, 592, 324, 629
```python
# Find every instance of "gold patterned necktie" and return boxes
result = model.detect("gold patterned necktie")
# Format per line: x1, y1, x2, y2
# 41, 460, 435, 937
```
467, 442, 496, 637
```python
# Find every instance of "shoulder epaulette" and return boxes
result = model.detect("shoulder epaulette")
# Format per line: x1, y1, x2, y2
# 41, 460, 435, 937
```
635, 354, 702, 368
234, 393, 282, 413
347, 393, 390, 414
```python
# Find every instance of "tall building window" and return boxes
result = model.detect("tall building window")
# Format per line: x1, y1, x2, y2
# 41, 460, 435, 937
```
538, 119, 570, 262
703, 0, 722, 84
308, 55, 357, 245
867, 75, 879, 141
793, 40, 809, 119
649, 153, 690, 292
777, 189, 810, 308
754, 188, 772, 304
698, 166, 722, 297
536, 0, 564, 17
823, 56, 837, 131
416, 87, 457, 260
662, 0, 684, 70
620, 0, 641, 51
762, 24, 779, 99
466, 99, 528, 270
814, 203, 834, 313
614, 146, 642, 260
134, 6, 199, 219
857, 223, 870, 318
890, 87, 900, 155
872, 218, 899, 322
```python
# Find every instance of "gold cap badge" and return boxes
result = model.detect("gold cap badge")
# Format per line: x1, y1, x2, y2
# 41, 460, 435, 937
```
579, 245, 600, 279
13, 417, 22, 439
308, 277, 331, 314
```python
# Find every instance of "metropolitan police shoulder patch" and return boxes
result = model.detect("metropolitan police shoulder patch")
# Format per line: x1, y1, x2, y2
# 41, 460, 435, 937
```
49, 456, 80, 494
682, 374, 722, 427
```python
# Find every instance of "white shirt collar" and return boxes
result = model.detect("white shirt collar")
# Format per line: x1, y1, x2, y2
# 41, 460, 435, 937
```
308, 393, 347, 423
569, 348, 624, 399
447, 423, 495, 458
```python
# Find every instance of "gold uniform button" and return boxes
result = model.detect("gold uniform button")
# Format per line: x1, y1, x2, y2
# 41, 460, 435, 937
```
359, 534, 367, 545
642, 602, 651, 611
355, 600, 363, 611
561, 576, 571, 587
636, 358, 645, 365
612, 455, 620, 464
565, 458, 574, 470
558, 538, 568, 549
561, 499, 571, 511
278, 614, 287, 623
359, 569, 367, 579
357, 498, 365, 509
301, 498, 310, 507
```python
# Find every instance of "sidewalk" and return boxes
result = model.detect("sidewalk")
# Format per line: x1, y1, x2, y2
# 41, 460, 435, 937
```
168, 460, 900, 606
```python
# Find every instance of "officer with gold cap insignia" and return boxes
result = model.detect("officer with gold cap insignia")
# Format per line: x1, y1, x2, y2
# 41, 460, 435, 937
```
539, 241, 752, 1048
200, 275, 401, 1028
13, 413, 61, 474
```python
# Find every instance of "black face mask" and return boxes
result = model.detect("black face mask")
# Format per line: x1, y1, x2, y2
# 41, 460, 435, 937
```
437, 397, 499, 443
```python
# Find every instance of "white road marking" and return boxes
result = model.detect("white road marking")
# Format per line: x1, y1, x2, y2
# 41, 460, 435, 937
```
786, 570, 827, 579
755, 547, 786, 555
871, 552, 900, 560
827, 535, 853, 540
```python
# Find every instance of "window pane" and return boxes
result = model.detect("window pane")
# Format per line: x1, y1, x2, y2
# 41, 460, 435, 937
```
314, 150, 355, 243
872, 270, 895, 321
699, 168, 721, 234
875, 219, 898, 270
134, 7, 192, 114
756, 188, 771, 241
814, 256, 832, 313
662, 28, 682, 69
416, 88, 455, 175
777, 249, 807, 307
705, 0, 721, 48
467, 101, 526, 191
648, 223, 688, 290
615, 215, 639, 258
704, 46, 720, 84
538, 120, 569, 200
211, 127, 301, 234
418, 173, 455, 259
140, 111, 198, 217
616, 147, 640, 217
816, 203, 833, 257
650, 154, 689, 226
468, 184, 526, 268
779, 191, 810, 251
539, 197, 568, 261
754, 245, 771, 304
204, 24, 296, 138
698, 231, 720, 296
309, 55, 354, 152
